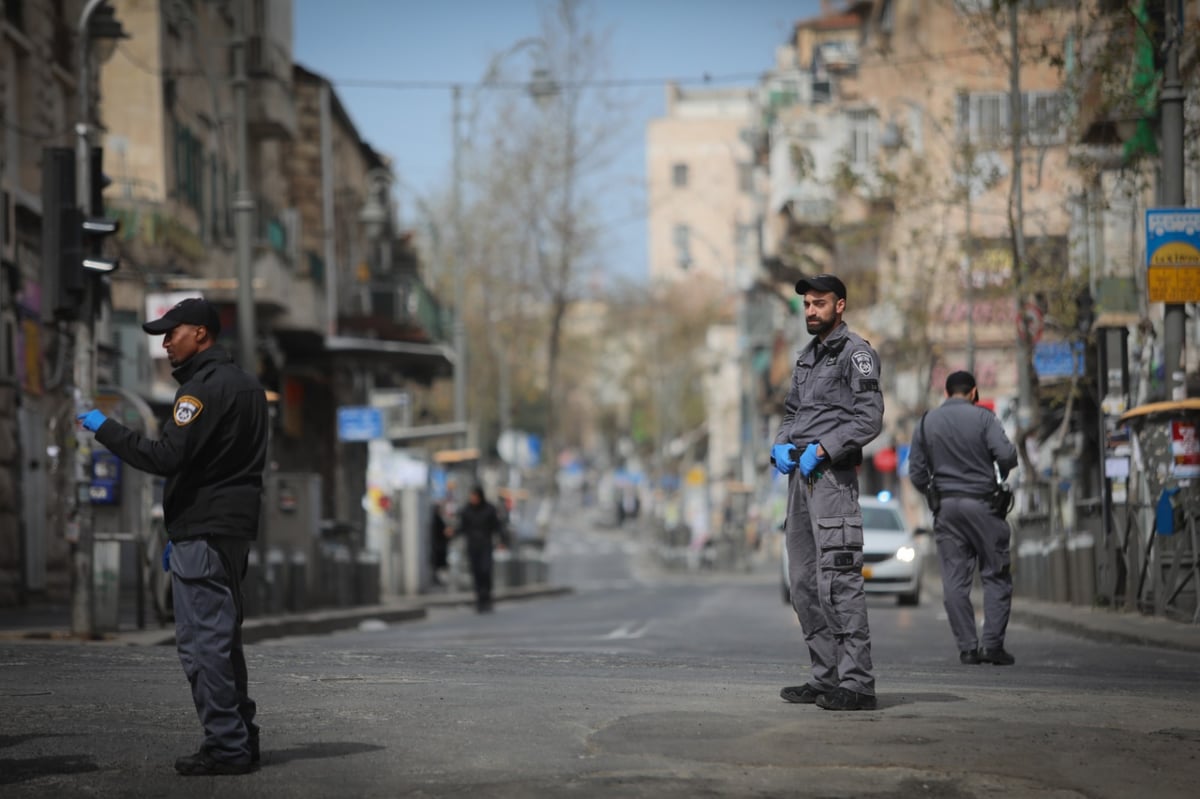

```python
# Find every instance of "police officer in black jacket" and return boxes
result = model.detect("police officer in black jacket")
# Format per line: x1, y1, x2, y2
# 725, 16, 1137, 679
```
77, 297, 268, 776
908, 370, 1019, 666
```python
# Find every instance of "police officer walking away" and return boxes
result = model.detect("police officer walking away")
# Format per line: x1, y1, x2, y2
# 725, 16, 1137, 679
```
77, 297, 268, 775
773, 274, 884, 711
908, 370, 1019, 666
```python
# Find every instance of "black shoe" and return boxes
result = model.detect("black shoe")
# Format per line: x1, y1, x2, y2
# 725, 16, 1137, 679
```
815, 687, 878, 711
960, 649, 981, 665
780, 684, 827, 704
978, 647, 1015, 665
175, 749, 254, 776
203, 733, 259, 764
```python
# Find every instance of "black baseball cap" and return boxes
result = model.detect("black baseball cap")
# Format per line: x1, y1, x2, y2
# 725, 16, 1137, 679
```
142, 297, 221, 337
794, 274, 847, 300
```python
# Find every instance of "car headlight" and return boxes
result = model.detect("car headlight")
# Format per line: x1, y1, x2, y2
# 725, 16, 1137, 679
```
896, 545, 916, 563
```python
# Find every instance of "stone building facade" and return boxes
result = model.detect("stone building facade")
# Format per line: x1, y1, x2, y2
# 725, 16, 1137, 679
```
1, 0, 91, 604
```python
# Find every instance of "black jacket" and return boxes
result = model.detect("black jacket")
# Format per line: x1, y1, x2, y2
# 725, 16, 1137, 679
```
456, 501, 507, 552
96, 347, 268, 541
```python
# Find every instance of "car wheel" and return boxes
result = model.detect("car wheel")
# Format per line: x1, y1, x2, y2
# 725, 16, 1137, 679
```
897, 590, 920, 607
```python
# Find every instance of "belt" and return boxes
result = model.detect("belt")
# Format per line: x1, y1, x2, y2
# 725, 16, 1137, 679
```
939, 491, 992, 500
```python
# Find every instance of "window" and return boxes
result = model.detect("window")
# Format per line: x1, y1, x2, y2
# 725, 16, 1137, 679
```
5, 0, 24, 31
673, 224, 691, 269
957, 91, 1065, 146
672, 163, 688, 188
738, 163, 754, 194
847, 109, 877, 165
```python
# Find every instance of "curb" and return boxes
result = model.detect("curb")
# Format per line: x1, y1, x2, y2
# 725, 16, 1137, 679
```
1009, 600, 1200, 654
0, 584, 574, 646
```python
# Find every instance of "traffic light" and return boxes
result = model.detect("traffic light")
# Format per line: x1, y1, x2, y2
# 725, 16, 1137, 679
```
83, 146, 120, 276
41, 147, 81, 320
39, 147, 120, 321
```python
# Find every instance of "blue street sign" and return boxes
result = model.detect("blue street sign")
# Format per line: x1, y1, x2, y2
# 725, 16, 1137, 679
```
1033, 341, 1085, 380
337, 406, 384, 442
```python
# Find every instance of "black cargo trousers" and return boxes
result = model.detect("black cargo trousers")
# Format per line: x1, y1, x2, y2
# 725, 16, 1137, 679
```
170, 534, 257, 765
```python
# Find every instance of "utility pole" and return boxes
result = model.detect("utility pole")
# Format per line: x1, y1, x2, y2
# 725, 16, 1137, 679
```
451, 85, 468, 447
70, 0, 105, 638
232, 2, 256, 374
963, 151, 976, 375
1009, 2, 1035, 433
1161, 0, 1186, 399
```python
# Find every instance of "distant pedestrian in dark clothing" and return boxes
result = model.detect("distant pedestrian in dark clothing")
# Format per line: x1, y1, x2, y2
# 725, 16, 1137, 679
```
430, 502, 450, 585
456, 486, 507, 613
77, 297, 267, 776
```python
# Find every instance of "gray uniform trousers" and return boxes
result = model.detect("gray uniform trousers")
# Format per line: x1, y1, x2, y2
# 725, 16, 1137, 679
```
171, 536, 257, 764
934, 496, 1013, 652
785, 464, 874, 695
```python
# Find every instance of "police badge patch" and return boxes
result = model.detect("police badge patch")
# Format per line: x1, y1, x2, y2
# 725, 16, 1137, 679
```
174, 395, 204, 426
851, 351, 874, 376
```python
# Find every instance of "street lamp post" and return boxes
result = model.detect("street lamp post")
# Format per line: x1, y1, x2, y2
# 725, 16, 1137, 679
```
1161, 0, 1187, 399
449, 38, 556, 451
451, 86, 467, 447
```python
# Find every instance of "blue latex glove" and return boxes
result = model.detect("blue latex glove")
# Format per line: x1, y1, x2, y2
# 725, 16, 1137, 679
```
799, 442, 825, 478
771, 444, 797, 476
77, 410, 108, 432
161, 541, 172, 572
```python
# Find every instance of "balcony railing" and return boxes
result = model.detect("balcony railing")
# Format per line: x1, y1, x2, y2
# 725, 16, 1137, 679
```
339, 274, 449, 344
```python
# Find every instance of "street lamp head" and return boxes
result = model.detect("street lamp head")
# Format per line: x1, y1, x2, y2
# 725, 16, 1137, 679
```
528, 66, 559, 105
359, 196, 387, 242
87, 2, 129, 64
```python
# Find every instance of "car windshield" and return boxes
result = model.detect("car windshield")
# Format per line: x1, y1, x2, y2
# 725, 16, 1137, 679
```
862, 506, 905, 531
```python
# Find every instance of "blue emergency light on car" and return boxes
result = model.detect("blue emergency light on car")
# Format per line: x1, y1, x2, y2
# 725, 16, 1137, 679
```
876, 490, 892, 503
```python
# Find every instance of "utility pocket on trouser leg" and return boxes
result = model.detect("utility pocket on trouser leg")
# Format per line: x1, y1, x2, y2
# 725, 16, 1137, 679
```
817, 516, 865, 635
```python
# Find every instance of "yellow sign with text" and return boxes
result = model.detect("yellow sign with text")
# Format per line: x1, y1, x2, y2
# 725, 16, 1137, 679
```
1147, 264, 1200, 303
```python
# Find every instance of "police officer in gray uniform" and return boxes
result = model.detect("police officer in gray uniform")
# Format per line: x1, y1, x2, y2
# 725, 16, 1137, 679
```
78, 298, 268, 775
908, 370, 1019, 666
773, 274, 884, 711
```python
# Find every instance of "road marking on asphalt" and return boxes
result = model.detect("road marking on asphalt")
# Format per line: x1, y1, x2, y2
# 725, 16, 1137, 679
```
604, 620, 651, 639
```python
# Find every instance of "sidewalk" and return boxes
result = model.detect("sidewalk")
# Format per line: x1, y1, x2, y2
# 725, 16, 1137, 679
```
920, 554, 1200, 653
0, 583, 573, 646
1009, 596, 1200, 653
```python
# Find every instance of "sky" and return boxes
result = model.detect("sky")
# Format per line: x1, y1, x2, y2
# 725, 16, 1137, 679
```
293, 0, 822, 282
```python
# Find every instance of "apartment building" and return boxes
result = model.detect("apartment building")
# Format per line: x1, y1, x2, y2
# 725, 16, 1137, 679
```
0, 0, 91, 604
0, 1, 453, 608
646, 82, 763, 498
99, 0, 298, 402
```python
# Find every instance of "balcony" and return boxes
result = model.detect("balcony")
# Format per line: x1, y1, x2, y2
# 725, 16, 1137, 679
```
338, 273, 449, 346
244, 34, 296, 139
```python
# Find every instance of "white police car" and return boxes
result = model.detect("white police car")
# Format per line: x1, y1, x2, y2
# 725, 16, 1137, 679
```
781, 492, 924, 607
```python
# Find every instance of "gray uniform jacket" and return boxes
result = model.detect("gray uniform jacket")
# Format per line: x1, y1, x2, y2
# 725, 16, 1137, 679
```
774, 322, 884, 464
909, 397, 1018, 496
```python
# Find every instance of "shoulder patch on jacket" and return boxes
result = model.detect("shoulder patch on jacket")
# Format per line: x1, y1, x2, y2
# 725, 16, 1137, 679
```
851, 350, 875, 376
174, 395, 204, 426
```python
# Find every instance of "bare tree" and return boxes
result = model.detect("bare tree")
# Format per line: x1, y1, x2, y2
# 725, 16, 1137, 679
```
461, 0, 628, 487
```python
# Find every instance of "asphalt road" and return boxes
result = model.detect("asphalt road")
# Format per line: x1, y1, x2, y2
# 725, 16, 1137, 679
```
3, 514, 1200, 797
